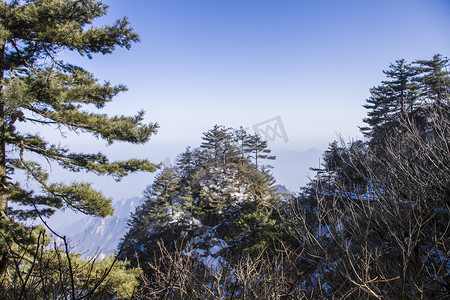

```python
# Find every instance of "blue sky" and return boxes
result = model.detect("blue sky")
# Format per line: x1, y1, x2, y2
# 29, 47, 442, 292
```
80, 0, 449, 146
45, 0, 450, 202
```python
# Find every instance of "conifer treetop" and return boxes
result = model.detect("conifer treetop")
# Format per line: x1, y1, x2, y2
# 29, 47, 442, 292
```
0, 0, 158, 219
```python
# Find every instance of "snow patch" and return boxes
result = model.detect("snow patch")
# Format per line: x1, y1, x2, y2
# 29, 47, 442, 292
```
199, 255, 226, 274
209, 238, 229, 255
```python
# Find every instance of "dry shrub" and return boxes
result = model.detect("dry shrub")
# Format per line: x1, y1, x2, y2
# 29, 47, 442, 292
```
290, 104, 449, 299
133, 240, 310, 299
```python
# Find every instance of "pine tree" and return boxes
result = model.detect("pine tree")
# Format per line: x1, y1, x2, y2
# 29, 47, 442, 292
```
0, 0, 157, 280
176, 146, 203, 179
219, 165, 284, 256
413, 54, 450, 104
120, 126, 286, 278
245, 133, 276, 168
361, 55, 450, 152
234, 126, 252, 164
382, 59, 419, 116
200, 125, 226, 163
361, 59, 419, 146
119, 167, 186, 268
200, 125, 238, 164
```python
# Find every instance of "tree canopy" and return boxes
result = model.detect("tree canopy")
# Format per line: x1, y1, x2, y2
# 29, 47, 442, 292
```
119, 126, 285, 275
0, 0, 157, 296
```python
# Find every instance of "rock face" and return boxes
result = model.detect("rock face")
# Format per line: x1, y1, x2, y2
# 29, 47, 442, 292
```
65, 197, 142, 259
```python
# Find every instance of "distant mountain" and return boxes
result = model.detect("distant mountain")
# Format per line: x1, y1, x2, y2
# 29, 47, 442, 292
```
62, 197, 142, 259
274, 184, 289, 195
271, 148, 323, 192
274, 184, 291, 202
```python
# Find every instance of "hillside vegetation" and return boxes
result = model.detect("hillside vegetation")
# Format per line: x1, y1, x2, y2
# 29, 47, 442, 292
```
0, 1, 448, 298
119, 55, 449, 299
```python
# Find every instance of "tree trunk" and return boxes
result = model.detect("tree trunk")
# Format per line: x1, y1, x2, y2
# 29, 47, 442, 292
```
0, 44, 6, 215
0, 44, 8, 276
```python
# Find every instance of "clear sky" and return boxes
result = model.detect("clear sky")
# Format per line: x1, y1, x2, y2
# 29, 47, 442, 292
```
41, 0, 450, 204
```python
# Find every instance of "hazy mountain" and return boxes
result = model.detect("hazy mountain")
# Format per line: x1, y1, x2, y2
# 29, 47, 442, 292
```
271, 148, 323, 192
61, 197, 142, 259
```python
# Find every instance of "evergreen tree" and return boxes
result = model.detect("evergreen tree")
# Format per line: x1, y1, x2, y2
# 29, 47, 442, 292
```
231, 167, 283, 254
119, 167, 187, 269
382, 59, 419, 116
234, 126, 252, 164
361, 59, 419, 147
312, 140, 367, 191
176, 146, 197, 179
361, 56, 450, 149
360, 85, 396, 139
245, 133, 276, 168
413, 54, 450, 104
148, 167, 180, 209
200, 125, 238, 164
0, 0, 157, 286
200, 125, 226, 163
120, 126, 285, 281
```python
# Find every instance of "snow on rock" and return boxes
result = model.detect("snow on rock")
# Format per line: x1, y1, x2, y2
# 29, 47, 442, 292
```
179, 223, 231, 273
191, 229, 214, 245
189, 216, 202, 226
168, 209, 183, 224
230, 184, 249, 204
199, 255, 226, 274
209, 238, 228, 255
182, 248, 207, 258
